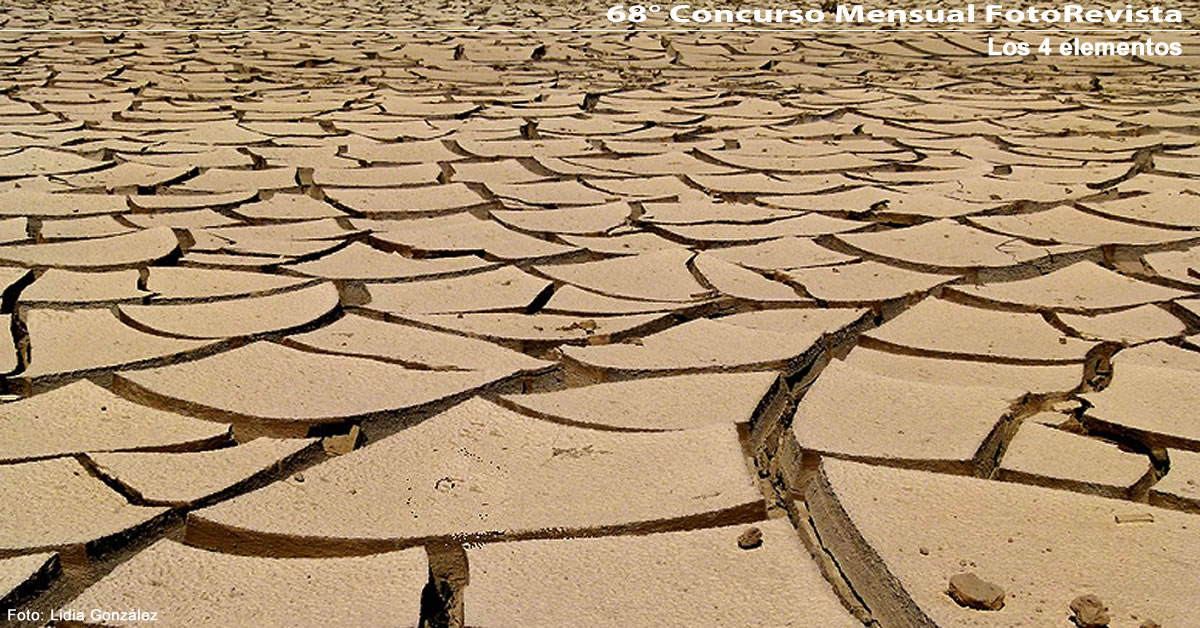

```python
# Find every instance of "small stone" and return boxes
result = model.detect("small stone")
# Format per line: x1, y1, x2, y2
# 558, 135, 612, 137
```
737, 526, 763, 550
919, 546, 930, 555
1139, 620, 1161, 628
947, 572, 1005, 610
322, 425, 364, 456
1115, 513, 1154, 525
1070, 594, 1111, 627
293, 472, 305, 483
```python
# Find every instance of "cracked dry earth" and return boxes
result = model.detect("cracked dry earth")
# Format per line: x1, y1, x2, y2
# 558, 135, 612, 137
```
0, 1, 1200, 627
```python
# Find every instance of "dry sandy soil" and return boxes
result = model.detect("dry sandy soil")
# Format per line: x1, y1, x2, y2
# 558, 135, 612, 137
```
0, 0, 1198, 626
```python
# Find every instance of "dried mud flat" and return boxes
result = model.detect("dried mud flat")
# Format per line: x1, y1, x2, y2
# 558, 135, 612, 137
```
0, 0, 1199, 626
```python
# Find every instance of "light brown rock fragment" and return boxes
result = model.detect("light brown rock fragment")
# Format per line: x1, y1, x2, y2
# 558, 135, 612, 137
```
465, 520, 858, 628
189, 399, 764, 550
864, 298, 1095, 363
1070, 594, 1111, 628
947, 572, 1005, 610
948, 262, 1189, 313
0, 379, 229, 462
737, 526, 764, 549
364, 265, 551, 314
118, 282, 339, 339
86, 438, 317, 506
65, 540, 426, 627
0, 457, 167, 554
115, 341, 504, 425
807, 458, 1200, 628
0, 226, 179, 269
997, 423, 1151, 498
791, 359, 1020, 471
500, 372, 782, 431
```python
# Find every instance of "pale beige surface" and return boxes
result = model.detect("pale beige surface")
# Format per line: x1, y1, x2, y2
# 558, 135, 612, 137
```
0, 7, 1197, 623
285, 242, 495, 280
192, 398, 763, 544
144, 266, 315, 300
562, 311, 857, 372
22, 308, 218, 379
1151, 449, 1200, 511
835, 219, 1084, 270
792, 360, 1020, 468
398, 311, 666, 344
997, 422, 1150, 497
0, 457, 167, 552
0, 226, 179, 269
1057, 305, 1187, 344
692, 252, 809, 302
466, 519, 858, 628
88, 438, 317, 506
535, 249, 708, 303
116, 341, 505, 424
286, 312, 552, 373
1082, 362, 1200, 449
809, 458, 1199, 628
66, 540, 426, 627
20, 268, 147, 304
118, 282, 339, 339
500, 372, 780, 431
842, 346, 1084, 393
785, 261, 952, 303
0, 380, 229, 462
948, 261, 1190, 312
706, 236, 858, 271
364, 265, 550, 314
865, 298, 1095, 363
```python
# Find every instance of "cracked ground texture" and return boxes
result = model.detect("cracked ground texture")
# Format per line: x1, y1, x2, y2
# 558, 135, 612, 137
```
0, 0, 1199, 626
